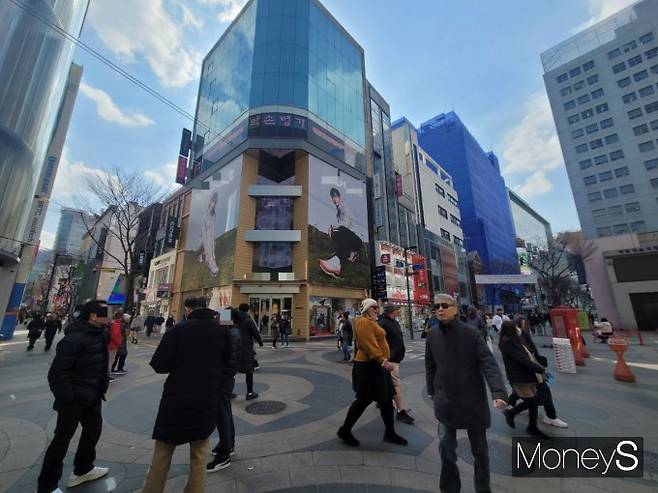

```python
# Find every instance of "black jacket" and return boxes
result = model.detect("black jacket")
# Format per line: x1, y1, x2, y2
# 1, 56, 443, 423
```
27, 319, 44, 337
425, 318, 507, 429
378, 315, 405, 363
499, 337, 546, 385
150, 308, 230, 445
466, 315, 488, 341
521, 331, 547, 367
48, 319, 109, 410
44, 319, 60, 335
234, 311, 263, 374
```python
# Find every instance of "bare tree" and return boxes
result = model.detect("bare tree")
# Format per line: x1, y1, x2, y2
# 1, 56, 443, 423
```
528, 232, 594, 307
77, 167, 165, 312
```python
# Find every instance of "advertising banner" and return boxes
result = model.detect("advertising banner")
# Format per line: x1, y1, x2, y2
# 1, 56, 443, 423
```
308, 156, 369, 288
181, 155, 242, 291
176, 154, 188, 185
412, 253, 430, 305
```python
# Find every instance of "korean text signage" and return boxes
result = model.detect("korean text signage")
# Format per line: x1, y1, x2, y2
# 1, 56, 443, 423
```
164, 216, 178, 248
176, 128, 191, 185
411, 254, 430, 305
371, 265, 387, 299
512, 437, 643, 478
248, 112, 307, 138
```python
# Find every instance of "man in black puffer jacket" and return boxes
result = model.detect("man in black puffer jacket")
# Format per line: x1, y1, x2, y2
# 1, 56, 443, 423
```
143, 296, 230, 493
37, 300, 111, 493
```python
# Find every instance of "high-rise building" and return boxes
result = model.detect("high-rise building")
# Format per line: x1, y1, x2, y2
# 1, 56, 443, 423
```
0, 1, 88, 337
418, 112, 519, 304
54, 208, 93, 257
167, 0, 373, 339
391, 117, 470, 304
542, 0, 658, 329
507, 188, 553, 252
542, 0, 658, 240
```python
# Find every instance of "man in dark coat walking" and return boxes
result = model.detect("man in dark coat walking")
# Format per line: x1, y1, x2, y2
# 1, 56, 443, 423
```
425, 294, 508, 493
37, 300, 111, 493
235, 303, 264, 400
378, 304, 414, 424
26, 312, 44, 351
143, 296, 230, 493
43, 313, 62, 351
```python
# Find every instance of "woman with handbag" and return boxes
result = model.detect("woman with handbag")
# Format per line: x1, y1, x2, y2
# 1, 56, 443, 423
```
499, 320, 549, 438
336, 298, 407, 447
508, 316, 568, 429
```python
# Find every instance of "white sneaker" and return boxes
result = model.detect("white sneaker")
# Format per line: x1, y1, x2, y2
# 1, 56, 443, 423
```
543, 416, 568, 428
67, 466, 109, 487
319, 256, 341, 277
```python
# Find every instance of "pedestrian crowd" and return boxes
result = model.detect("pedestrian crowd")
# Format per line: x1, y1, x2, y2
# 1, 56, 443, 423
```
31, 293, 570, 493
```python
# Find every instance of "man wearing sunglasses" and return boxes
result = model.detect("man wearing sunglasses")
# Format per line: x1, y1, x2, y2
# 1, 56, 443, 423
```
38, 300, 111, 493
425, 294, 508, 493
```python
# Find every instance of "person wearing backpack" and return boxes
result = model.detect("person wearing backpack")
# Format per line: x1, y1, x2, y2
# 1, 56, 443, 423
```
207, 309, 242, 473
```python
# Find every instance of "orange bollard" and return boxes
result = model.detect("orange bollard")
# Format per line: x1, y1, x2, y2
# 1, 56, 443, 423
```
575, 327, 590, 358
608, 338, 636, 383
569, 330, 585, 366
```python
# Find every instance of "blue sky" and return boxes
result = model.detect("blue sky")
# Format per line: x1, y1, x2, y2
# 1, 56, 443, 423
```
40, 0, 637, 249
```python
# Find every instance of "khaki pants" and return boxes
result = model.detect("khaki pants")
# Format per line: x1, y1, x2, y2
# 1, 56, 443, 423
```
390, 362, 405, 411
142, 439, 208, 493
108, 350, 117, 372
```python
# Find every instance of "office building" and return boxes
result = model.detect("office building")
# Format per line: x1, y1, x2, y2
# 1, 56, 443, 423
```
167, 0, 372, 339
418, 112, 518, 304
542, 0, 658, 239
0, 1, 89, 334
507, 188, 553, 251
54, 208, 93, 257
542, 0, 658, 329
391, 118, 470, 304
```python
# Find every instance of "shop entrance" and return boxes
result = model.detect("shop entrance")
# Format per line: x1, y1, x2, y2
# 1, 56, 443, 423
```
248, 296, 293, 336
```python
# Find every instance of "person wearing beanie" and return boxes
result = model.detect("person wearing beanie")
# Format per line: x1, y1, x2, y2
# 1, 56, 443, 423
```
378, 304, 414, 425
337, 299, 408, 447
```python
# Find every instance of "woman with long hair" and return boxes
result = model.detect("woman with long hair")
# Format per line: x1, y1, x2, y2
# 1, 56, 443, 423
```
498, 320, 549, 438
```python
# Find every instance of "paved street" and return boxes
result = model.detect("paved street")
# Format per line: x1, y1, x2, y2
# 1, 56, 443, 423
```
1, 330, 657, 492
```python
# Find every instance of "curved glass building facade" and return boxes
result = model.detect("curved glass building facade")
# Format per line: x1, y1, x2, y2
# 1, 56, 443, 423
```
193, 0, 366, 173
0, 0, 89, 257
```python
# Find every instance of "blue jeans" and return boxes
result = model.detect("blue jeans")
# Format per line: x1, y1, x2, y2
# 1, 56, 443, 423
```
281, 334, 289, 345
341, 343, 351, 360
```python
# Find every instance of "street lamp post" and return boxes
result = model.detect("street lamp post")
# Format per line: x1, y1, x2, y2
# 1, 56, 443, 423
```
403, 244, 417, 340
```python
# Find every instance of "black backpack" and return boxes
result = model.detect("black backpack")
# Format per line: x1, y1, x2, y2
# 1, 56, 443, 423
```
227, 324, 242, 369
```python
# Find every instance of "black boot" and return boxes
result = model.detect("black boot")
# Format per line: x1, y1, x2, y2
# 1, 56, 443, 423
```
337, 426, 360, 447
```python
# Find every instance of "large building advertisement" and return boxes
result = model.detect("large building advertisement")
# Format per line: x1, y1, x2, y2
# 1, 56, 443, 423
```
308, 155, 369, 288
182, 156, 242, 291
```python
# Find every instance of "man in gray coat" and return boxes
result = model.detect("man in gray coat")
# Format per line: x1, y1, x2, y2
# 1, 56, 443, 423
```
425, 294, 508, 493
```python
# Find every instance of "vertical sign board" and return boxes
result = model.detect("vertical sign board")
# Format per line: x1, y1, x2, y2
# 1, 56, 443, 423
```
411, 253, 430, 305
164, 216, 178, 248
176, 128, 192, 185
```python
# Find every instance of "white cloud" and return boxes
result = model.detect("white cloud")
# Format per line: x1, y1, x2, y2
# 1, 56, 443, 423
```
50, 148, 109, 207
39, 230, 56, 250
144, 162, 182, 192
198, 0, 247, 23
501, 92, 563, 198
79, 82, 155, 127
573, 0, 638, 33
178, 1, 204, 28
87, 0, 203, 88
514, 171, 554, 197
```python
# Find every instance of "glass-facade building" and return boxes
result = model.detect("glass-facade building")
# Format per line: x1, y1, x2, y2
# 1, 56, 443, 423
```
419, 112, 519, 304
507, 188, 553, 251
54, 208, 92, 257
194, 0, 365, 174
0, 0, 89, 259
171, 0, 372, 340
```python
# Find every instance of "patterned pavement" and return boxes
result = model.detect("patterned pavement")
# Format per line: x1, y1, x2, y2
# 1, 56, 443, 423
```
1, 329, 657, 492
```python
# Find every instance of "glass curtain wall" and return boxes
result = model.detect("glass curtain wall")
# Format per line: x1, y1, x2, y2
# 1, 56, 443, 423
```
0, 0, 89, 256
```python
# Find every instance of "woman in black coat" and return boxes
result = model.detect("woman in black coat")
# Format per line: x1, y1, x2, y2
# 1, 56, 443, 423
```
499, 320, 548, 438
233, 307, 263, 400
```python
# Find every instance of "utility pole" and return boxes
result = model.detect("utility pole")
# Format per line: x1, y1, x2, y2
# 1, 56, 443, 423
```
42, 252, 59, 314
403, 244, 417, 340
